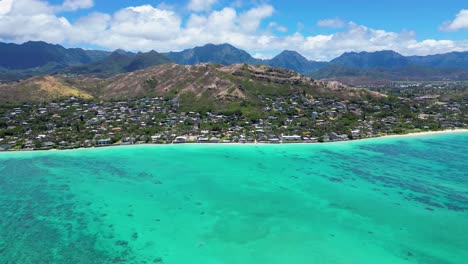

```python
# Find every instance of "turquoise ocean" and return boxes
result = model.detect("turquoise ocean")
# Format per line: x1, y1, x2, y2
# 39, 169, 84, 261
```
0, 133, 467, 263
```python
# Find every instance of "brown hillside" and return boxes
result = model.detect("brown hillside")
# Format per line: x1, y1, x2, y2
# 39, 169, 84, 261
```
0, 75, 93, 103
0, 63, 382, 103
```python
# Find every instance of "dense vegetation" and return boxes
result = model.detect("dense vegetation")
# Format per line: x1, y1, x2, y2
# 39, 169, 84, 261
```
1, 41, 467, 82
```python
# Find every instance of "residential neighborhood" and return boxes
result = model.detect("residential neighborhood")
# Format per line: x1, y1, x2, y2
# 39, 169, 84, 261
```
0, 92, 466, 151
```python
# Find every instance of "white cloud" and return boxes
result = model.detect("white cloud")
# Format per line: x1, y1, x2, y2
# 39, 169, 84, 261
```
268, 22, 287, 32
230, 0, 243, 9
68, 12, 110, 44
440, 9, 468, 31
246, 22, 468, 61
0, 1, 466, 61
292, 23, 468, 61
59, 0, 93, 12
9, 0, 54, 15
110, 5, 181, 40
0, 0, 70, 43
252, 52, 274, 60
187, 0, 217, 12
276, 26, 287, 32
238, 5, 274, 33
317, 17, 345, 28
156, 2, 176, 11
0, 0, 13, 15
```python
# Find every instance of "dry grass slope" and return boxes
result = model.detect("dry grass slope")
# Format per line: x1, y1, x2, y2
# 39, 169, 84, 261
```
35, 76, 93, 99
0, 76, 93, 103
0, 63, 382, 103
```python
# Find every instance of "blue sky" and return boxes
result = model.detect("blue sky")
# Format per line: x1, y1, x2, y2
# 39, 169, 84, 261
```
50, 0, 466, 39
0, 0, 467, 60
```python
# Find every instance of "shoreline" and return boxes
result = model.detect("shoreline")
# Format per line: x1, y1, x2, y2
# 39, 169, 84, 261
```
376, 129, 468, 139
1, 128, 467, 154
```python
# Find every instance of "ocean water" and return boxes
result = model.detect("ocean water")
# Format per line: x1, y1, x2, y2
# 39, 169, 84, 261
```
0, 133, 467, 264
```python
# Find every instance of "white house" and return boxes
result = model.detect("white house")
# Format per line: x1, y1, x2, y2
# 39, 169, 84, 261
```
281, 135, 302, 141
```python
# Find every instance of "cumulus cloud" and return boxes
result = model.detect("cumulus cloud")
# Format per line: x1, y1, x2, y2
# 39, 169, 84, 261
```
286, 23, 468, 60
68, 12, 110, 44
8, 0, 54, 15
187, 0, 217, 12
317, 17, 345, 28
440, 9, 468, 31
0, 0, 13, 15
0, 0, 467, 61
58, 0, 93, 12
0, 0, 70, 43
110, 6, 181, 40
238, 5, 274, 33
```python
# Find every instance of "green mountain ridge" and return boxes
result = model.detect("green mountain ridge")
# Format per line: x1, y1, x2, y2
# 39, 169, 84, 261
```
0, 41, 109, 70
63, 50, 171, 77
330, 50, 410, 69
1, 41, 468, 84
165, 43, 259, 65
267, 50, 328, 73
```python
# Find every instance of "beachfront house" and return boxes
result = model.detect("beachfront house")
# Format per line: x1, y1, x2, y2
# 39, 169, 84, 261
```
269, 138, 280, 143
121, 137, 136, 144
42, 141, 55, 147
209, 137, 220, 143
351, 130, 361, 138
281, 135, 302, 141
173, 136, 187, 144
151, 135, 161, 143
329, 133, 349, 141
198, 137, 209, 143
97, 138, 111, 145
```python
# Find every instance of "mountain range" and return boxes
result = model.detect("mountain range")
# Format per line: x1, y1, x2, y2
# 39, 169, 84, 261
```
0, 41, 109, 70
164, 44, 327, 73
0, 41, 468, 84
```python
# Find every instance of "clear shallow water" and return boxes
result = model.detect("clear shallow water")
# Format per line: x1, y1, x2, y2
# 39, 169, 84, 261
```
0, 133, 467, 264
